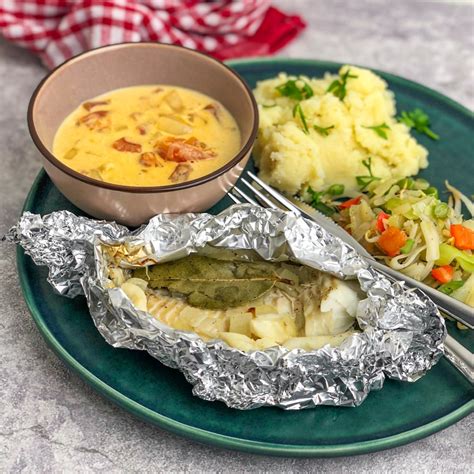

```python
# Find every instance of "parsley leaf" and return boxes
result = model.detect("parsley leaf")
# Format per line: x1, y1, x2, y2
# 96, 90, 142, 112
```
276, 79, 314, 101
327, 184, 344, 196
275, 79, 313, 134
307, 186, 336, 216
313, 124, 335, 136
363, 122, 390, 140
398, 108, 439, 140
293, 103, 309, 134
262, 103, 277, 108
307, 186, 323, 203
327, 69, 358, 101
356, 157, 381, 191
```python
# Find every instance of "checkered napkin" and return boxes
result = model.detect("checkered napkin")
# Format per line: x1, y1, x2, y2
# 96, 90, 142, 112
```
0, 0, 306, 68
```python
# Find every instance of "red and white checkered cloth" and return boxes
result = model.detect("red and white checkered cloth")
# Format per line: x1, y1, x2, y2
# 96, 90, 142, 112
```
0, 0, 306, 68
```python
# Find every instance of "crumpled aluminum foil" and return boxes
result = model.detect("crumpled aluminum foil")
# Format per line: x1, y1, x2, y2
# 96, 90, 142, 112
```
5, 205, 446, 409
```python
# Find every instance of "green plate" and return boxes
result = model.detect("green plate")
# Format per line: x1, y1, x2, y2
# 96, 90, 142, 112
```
17, 59, 473, 457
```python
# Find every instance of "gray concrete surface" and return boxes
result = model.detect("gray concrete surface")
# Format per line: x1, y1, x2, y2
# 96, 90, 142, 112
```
0, 0, 472, 472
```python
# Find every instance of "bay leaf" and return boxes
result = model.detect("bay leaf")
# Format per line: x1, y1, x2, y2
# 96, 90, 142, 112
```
132, 255, 320, 310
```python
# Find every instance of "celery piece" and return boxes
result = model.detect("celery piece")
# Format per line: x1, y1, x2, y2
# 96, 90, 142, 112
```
458, 254, 474, 273
436, 243, 474, 273
436, 243, 458, 266
385, 197, 403, 212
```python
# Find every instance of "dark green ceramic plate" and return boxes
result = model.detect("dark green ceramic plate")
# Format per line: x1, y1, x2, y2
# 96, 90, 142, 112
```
17, 59, 473, 457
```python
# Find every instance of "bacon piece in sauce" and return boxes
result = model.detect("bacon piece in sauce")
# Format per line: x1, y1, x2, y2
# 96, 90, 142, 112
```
137, 123, 150, 135
156, 137, 216, 163
139, 152, 162, 167
112, 137, 142, 153
77, 110, 109, 130
169, 163, 192, 183
82, 100, 110, 111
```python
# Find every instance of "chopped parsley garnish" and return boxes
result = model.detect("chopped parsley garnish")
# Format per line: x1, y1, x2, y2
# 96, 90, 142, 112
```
313, 124, 335, 136
327, 183, 344, 196
398, 108, 439, 140
307, 186, 336, 216
356, 157, 381, 191
276, 79, 314, 101
293, 103, 309, 134
262, 103, 277, 108
327, 69, 358, 101
363, 122, 390, 139
275, 79, 313, 134
303, 183, 345, 215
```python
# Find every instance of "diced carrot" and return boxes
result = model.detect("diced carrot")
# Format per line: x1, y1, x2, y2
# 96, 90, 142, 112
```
376, 211, 390, 233
377, 227, 407, 257
339, 196, 362, 209
431, 265, 454, 283
450, 224, 474, 250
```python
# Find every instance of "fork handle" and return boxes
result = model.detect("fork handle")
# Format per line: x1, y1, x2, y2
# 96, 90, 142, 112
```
368, 259, 474, 329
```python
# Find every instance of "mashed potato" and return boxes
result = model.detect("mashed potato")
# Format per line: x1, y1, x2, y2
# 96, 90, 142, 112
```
253, 66, 428, 196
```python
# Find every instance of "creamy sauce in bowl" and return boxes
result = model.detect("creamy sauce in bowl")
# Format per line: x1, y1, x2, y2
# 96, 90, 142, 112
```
53, 85, 241, 186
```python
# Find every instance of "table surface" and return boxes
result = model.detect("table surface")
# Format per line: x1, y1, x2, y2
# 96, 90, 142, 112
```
1, 0, 472, 471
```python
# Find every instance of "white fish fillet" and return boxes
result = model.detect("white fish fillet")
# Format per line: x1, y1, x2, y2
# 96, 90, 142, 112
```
119, 270, 362, 351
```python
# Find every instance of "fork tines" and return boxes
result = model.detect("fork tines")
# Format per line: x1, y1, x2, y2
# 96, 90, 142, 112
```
230, 171, 303, 216
230, 185, 258, 206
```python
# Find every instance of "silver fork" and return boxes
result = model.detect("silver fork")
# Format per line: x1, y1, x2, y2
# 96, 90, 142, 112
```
229, 171, 473, 381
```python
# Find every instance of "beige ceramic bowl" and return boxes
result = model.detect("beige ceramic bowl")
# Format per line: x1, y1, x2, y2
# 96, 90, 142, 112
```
28, 42, 258, 226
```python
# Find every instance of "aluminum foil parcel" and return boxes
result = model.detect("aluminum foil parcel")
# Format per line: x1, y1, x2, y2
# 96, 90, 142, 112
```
5, 205, 446, 409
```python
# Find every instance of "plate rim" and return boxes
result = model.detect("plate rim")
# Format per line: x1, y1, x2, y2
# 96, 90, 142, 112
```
227, 57, 472, 117
17, 55, 474, 457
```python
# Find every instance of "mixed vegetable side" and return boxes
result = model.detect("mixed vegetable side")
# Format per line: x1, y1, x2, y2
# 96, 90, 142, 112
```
301, 176, 474, 312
